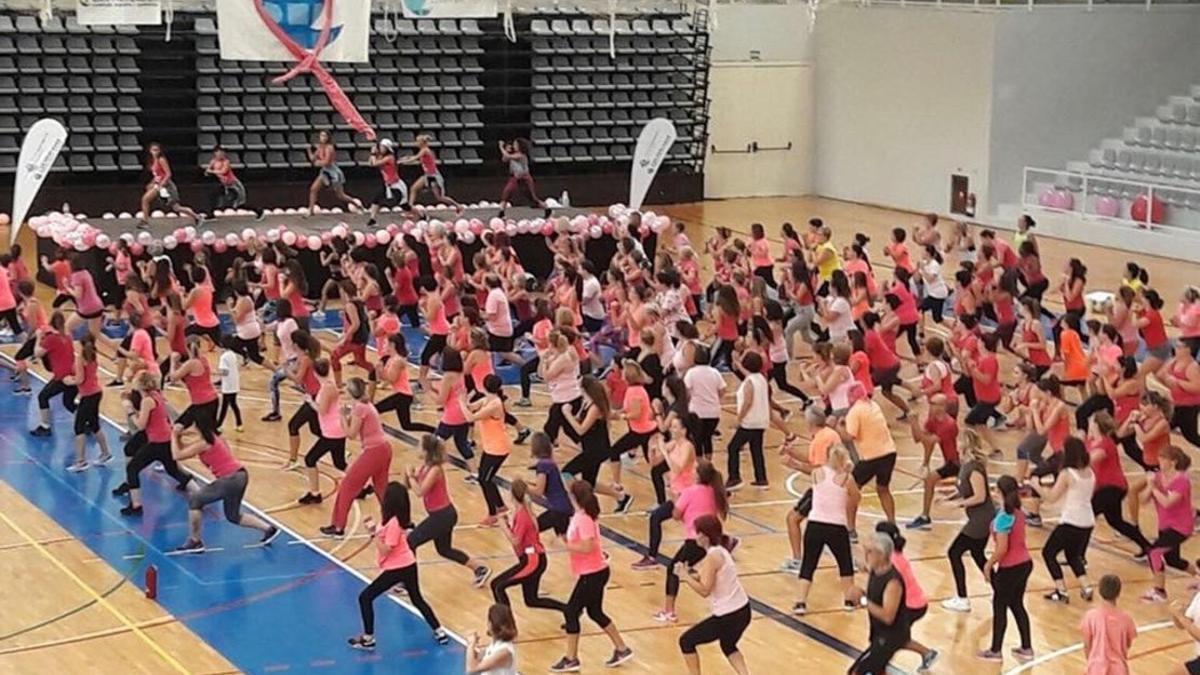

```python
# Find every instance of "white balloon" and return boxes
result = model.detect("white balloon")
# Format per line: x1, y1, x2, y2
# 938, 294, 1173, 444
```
589, 225, 602, 239
151, 210, 164, 218
95, 233, 111, 250
330, 207, 343, 215
103, 212, 115, 220
353, 231, 365, 246
266, 228, 280, 243
137, 231, 153, 246
35, 224, 50, 237
120, 232, 135, 244
119, 212, 132, 219
73, 239, 88, 251
184, 226, 197, 240
224, 233, 239, 247
307, 235, 322, 250
281, 231, 297, 246
163, 234, 178, 250
285, 207, 298, 215
376, 229, 391, 245
201, 230, 216, 245
505, 222, 517, 236
489, 217, 505, 231
332, 224, 348, 238
460, 230, 476, 245
241, 228, 257, 241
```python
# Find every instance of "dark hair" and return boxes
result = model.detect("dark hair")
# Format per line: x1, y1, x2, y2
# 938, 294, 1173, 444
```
741, 351, 763, 374
1098, 574, 1121, 602
487, 603, 518, 642
693, 344, 711, 366
996, 475, 1021, 514
1144, 288, 1164, 311
1036, 374, 1062, 398
569, 480, 600, 519
313, 357, 331, 378
694, 459, 728, 519
530, 431, 553, 459
874, 521, 906, 553
1068, 258, 1088, 284
1162, 445, 1192, 471
924, 244, 943, 264
693, 514, 724, 548
381, 481, 413, 528
830, 269, 851, 299
891, 227, 906, 243
483, 373, 503, 394
1062, 436, 1090, 470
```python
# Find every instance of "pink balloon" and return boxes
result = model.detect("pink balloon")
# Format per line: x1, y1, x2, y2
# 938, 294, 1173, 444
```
1094, 195, 1119, 218
236, 241, 247, 252
602, 222, 614, 235
307, 235, 322, 250
293, 235, 308, 250
173, 227, 187, 241
321, 231, 333, 245
213, 240, 227, 254
541, 222, 554, 236
108, 244, 119, 255
365, 233, 378, 248
1038, 188, 1056, 208
588, 213, 599, 225
130, 242, 144, 256
386, 223, 400, 235
190, 240, 203, 252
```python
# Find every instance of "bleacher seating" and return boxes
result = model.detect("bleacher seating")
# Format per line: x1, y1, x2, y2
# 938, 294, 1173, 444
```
0, 12, 143, 174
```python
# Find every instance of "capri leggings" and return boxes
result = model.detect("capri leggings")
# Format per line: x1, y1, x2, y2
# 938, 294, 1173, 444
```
679, 604, 751, 657
288, 402, 320, 437
1091, 485, 1151, 552
407, 505, 470, 566
665, 539, 707, 597
38, 378, 78, 412
305, 437, 347, 470
1148, 528, 1190, 574
124, 435, 190, 490
563, 567, 612, 635
435, 421, 474, 460
609, 429, 656, 463
1041, 523, 1092, 581
490, 552, 567, 613
544, 397, 583, 443
799, 521, 854, 580
375, 392, 437, 434
359, 564, 440, 635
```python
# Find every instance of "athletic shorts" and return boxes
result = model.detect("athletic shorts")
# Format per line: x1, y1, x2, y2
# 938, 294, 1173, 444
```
965, 402, 998, 426
423, 172, 445, 191
222, 179, 247, 208
420, 333, 448, 366
487, 331, 515, 353
870, 364, 901, 391
935, 461, 960, 480
853, 453, 897, 488
74, 392, 101, 435
372, 181, 409, 208
157, 180, 180, 206
793, 487, 813, 517
78, 308, 104, 320
319, 165, 346, 187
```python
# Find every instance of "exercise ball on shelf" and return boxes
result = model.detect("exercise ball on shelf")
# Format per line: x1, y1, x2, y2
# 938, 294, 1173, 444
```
1094, 195, 1120, 218
1130, 193, 1166, 225
1051, 189, 1074, 210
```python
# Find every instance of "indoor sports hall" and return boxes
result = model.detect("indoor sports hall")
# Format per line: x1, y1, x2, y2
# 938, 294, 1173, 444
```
3, 0, 1200, 674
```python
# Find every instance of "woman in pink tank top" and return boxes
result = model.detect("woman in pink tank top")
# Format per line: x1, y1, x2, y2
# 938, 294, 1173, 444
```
167, 336, 219, 433
433, 349, 477, 476
184, 266, 223, 348
404, 435, 492, 587
297, 358, 348, 506
115, 373, 193, 516
793, 445, 860, 615
400, 135, 463, 214
647, 459, 726, 624
372, 333, 438, 436
323, 378, 394, 536
171, 425, 279, 553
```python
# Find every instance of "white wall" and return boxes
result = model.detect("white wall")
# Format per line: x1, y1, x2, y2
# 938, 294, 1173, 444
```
987, 7, 1200, 209
709, 4, 814, 63
814, 6, 996, 214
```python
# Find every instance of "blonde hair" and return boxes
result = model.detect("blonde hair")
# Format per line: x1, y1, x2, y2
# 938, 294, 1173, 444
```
827, 444, 849, 470
959, 428, 988, 462
623, 360, 647, 385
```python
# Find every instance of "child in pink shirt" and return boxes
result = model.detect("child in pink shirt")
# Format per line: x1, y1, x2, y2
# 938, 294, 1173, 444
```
1081, 575, 1136, 675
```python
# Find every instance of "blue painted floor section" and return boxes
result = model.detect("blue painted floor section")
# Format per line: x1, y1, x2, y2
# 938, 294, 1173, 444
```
0, 382, 464, 674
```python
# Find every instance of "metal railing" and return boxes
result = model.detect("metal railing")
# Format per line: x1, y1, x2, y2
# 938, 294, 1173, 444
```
1021, 165, 1200, 235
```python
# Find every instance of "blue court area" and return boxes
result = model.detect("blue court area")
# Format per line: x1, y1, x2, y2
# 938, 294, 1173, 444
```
0, 379, 464, 674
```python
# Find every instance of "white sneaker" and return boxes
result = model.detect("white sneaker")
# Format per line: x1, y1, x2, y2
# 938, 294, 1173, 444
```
780, 558, 802, 573
941, 596, 971, 613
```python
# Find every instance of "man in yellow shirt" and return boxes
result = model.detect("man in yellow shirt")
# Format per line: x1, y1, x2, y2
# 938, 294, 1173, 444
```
843, 384, 897, 540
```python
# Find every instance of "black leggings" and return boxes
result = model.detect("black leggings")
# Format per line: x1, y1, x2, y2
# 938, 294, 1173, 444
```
185, 323, 223, 346
695, 417, 718, 459
1148, 528, 1190, 575
948, 531, 988, 598
650, 461, 670, 505
679, 603, 752, 657
124, 435, 190, 490
0, 308, 20, 333
899, 322, 921, 357
647, 501, 674, 557
1091, 486, 1150, 553
711, 339, 735, 370
753, 265, 777, 289
407, 505, 470, 566
771, 361, 810, 403
989, 560, 1033, 652
544, 397, 583, 443
1172, 404, 1200, 449
230, 336, 265, 366
38, 379, 78, 412
519, 356, 539, 399
478, 453, 507, 516
666, 539, 707, 597
564, 567, 612, 634
176, 399, 218, 431
217, 392, 242, 427
610, 429, 655, 463
1075, 394, 1113, 432
435, 422, 474, 460
374, 392, 436, 434
726, 427, 766, 484
490, 552, 566, 613
799, 521, 854, 580
359, 564, 440, 635
288, 402, 320, 437
1042, 523, 1092, 582
305, 437, 347, 470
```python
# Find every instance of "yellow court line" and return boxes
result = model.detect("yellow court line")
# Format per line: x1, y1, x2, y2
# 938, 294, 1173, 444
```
0, 512, 191, 675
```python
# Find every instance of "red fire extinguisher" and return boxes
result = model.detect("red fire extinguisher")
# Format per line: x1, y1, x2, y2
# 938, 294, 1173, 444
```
145, 564, 158, 599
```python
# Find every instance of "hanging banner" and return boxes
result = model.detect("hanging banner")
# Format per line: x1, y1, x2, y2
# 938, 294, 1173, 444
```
401, 0, 498, 18
11, 119, 68, 246
217, 0, 370, 63
628, 118, 676, 212
77, 0, 163, 25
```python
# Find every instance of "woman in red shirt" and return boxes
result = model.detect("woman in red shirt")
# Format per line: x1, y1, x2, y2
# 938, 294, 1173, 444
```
978, 475, 1033, 662
114, 372, 192, 515
886, 268, 921, 358
167, 335, 219, 432
138, 142, 202, 228
1054, 258, 1088, 348
1087, 412, 1151, 557
66, 333, 111, 471
1135, 289, 1170, 375
489, 478, 567, 615
30, 311, 77, 437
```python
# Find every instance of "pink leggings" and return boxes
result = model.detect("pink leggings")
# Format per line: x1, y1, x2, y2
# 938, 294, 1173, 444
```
331, 442, 391, 529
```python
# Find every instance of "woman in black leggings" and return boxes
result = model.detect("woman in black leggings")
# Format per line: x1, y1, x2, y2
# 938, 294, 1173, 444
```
649, 460, 726, 624
793, 446, 859, 615
563, 375, 632, 512
348, 482, 448, 650
978, 475, 1034, 663
551, 481, 633, 673
489, 479, 566, 614
297, 359, 347, 505
370, 333, 436, 435
676, 514, 752, 675
1087, 413, 1151, 557
112, 373, 191, 516
940, 431, 993, 613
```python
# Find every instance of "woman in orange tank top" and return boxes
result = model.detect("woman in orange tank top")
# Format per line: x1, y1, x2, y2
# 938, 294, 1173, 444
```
461, 374, 513, 526
184, 266, 223, 348
372, 333, 437, 435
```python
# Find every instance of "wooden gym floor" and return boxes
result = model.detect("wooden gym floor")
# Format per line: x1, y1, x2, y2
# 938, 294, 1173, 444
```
2, 196, 1199, 675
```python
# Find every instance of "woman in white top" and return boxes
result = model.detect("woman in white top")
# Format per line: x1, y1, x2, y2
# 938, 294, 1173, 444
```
466, 604, 518, 675
1039, 437, 1097, 603
817, 270, 855, 342
228, 279, 267, 366
539, 329, 583, 445
917, 245, 949, 332
793, 445, 860, 615
725, 351, 771, 491
676, 514, 752, 675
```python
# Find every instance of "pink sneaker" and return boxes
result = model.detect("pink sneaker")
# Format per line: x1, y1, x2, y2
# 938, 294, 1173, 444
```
1140, 588, 1168, 603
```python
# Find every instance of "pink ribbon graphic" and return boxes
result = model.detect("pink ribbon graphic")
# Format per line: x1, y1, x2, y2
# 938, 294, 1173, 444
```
252, 0, 376, 140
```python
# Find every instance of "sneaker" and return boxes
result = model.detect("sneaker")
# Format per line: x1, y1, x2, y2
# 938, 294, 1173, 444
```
651, 610, 677, 623
780, 558, 803, 573
514, 428, 531, 445
975, 650, 1002, 662
106, 379, 125, 388
67, 462, 89, 473
120, 504, 143, 517
751, 480, 770, 490
175, 539, 206, 554
725, 479, 744, 492
261, 526, 281, 545
514, 397, 532, 408
93, 454, 114, 466
1011, 647, 1035, 663
29, 426, 50, 437
111, 483, 131, 496
1025, 512, 1043, 528
463, 474, 479, 485
604, 647, 633, 668
848, 530, 859, 544
548, 657, 581, 673
614, 493, 634, 514
941, 596, 971, 613
13, 386, 31, 395
319, 525, 345, 538
1080, 586, 1094, 602
478, 515, 500, 528
280, 460, 302, 472
433, 628, 449, 645
631, 555, 658, 571
261, 412, 282, 422
472, 565, 492, 588
1132, 550, 1148, 562
918, 649, 939, 673
348, 635, 376, 650
357, 485, 374, 500
298, 492, 323, 505
906, 515, 932, 530
843, 600, 859, 611
1043, 589, 1069, 604
791, 601, 808, 615
1141, 587, 1168, 603
235, 425, 244, 433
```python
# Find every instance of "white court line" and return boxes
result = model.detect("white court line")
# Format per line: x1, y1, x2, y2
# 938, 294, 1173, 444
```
0, 353, 470, 648
1002, 620, 1172, 674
